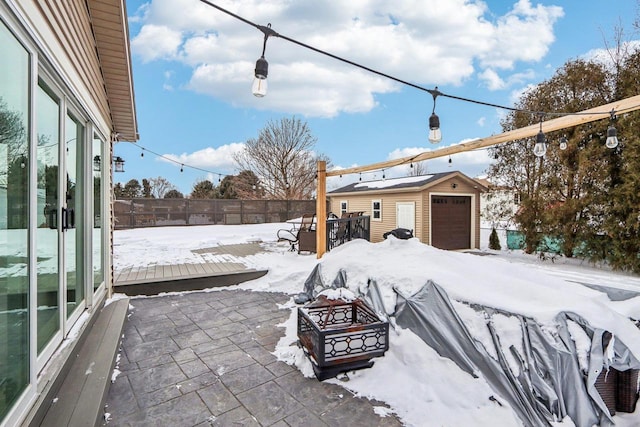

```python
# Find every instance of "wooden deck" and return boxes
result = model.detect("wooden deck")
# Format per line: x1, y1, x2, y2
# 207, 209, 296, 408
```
114, 243, 269, 296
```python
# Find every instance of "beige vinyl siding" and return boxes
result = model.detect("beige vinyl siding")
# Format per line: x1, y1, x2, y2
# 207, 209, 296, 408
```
37, 0, 111, 126
330, 191, 424, 243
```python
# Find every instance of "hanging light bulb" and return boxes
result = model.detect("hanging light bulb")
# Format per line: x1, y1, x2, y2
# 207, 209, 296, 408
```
533, 131, 547, 157
252, 24, 277, 98
382, 170, 386, 180
180, 164, 184, 172
359, 173, 362, 182
428, 89, 442, 143
448, 156, 452, 167
533, 116, 547, 157
559, 136, 568, 150
140, 149, 144, 158
252, 56, 268, 97
606, 126, 618, 149
218, 174, 221, 183
410, 162, 413, 169
605, 109, 618, 149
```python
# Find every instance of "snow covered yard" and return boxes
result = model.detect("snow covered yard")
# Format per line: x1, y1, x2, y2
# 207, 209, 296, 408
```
114, 223, 640, 426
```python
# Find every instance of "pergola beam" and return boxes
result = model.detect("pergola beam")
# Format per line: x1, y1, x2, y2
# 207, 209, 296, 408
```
326, 94, 640, 177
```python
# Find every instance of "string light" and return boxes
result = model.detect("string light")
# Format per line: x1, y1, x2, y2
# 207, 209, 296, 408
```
605, 110, 619, 149
559, 135, 568, 150
428, 89, 442, 143
533, 115, 547, 157
198, 0, 621, 148
140, 148, 144, 158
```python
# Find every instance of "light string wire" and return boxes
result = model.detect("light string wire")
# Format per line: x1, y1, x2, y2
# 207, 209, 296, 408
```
124, 1, 640, 179
198, 0, 619, 118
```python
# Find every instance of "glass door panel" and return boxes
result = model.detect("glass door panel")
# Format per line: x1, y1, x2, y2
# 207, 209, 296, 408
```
92, 133, 103, 291
36, 83, 60, 354
0, 21, 30, 422
64, 114, 83, 318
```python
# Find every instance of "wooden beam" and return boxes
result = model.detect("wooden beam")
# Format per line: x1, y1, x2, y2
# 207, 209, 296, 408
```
316, 160, 327, 258
326, 94, 640, 177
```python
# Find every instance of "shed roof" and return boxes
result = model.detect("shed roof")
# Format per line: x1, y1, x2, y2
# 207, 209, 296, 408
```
329, 171, 487, 195
88, 0, 138, 141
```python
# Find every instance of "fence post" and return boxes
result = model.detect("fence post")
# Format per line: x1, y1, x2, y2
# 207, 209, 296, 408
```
129, 199, 135, 228
186, 199, 190, 225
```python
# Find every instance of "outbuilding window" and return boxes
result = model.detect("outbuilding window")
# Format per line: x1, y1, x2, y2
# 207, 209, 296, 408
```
372, 199, 382, 221
340, 200, 348, 215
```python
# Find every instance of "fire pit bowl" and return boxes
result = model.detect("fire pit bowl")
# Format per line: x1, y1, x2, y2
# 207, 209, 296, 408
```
297, 295, 389, 380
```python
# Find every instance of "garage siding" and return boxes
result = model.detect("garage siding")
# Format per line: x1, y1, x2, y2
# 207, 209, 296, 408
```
329, 173, 483, 249
330, 192, 423, 243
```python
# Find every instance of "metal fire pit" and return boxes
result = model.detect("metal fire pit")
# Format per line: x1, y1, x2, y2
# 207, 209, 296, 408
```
297, 295, 389, 380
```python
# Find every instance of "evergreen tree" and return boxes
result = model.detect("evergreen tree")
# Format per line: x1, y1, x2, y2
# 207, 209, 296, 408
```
191, 179, 217, 199
122, 179, 141, 198
164, 189, 184, 198
489, 228, 501, 250
217, 175, 237, 199
601, 49, 640, 272
142, 178, 153, 198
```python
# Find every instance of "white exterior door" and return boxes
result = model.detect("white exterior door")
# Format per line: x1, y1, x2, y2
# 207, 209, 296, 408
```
396, 202, 415, 231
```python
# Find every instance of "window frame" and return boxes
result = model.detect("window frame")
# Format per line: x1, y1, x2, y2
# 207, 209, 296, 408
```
371, 199, 382, 222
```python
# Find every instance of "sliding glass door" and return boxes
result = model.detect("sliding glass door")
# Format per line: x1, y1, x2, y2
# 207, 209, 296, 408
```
0, 20, 30, 422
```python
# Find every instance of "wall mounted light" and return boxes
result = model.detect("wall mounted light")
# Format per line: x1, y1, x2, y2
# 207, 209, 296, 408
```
93, 155, 101, 171
113, 156, 125, 172
252, 24, 278, 97
533, 116, 547, 157
428, 88, 442, 143
605, 110, 618, 149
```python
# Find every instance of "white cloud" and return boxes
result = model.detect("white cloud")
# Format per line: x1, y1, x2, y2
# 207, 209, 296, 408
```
583, 40, 640, 68
131, 24, 183, 62
160, 142, 245, 171
477, 116, 486, 127
479, 69, 505, 90
130, 0, 564, 116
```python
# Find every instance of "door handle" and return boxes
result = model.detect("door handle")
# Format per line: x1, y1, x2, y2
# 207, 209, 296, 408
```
61, 207, 75, 230
62, 207, 68, 230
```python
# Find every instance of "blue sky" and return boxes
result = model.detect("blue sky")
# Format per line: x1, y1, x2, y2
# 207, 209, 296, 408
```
116, 0, 639, 195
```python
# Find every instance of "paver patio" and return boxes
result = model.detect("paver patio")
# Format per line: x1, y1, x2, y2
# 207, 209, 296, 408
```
103, 289, 402, 426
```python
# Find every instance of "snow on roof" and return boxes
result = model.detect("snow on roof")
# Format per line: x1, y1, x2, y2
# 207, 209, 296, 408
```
354, 174, 434, 189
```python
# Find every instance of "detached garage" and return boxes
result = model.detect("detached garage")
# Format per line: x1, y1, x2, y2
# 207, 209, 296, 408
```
328, 172, 486, 250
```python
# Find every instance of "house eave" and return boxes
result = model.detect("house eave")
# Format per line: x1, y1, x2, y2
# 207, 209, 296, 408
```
88, 0, 138, 142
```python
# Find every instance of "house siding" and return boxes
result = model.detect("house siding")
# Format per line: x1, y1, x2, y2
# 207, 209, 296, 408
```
36, 0, 111, 128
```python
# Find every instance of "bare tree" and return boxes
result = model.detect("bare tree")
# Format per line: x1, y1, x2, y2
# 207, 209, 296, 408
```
234, 117, 330, 200
408, 161, 427, 176
149, 176, 176, 198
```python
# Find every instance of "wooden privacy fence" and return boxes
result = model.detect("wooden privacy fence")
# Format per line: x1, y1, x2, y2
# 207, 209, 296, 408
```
114, 198, 324, 229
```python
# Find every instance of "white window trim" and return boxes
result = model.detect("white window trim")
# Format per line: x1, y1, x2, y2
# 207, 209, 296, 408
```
339, 200, 348, 215
371, 199, 382, 222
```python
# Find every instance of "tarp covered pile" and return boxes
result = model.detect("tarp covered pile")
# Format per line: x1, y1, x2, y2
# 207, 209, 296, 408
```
296, 264, 640, 427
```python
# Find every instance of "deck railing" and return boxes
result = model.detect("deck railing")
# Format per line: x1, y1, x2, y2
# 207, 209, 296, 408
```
326, 214, 370, 252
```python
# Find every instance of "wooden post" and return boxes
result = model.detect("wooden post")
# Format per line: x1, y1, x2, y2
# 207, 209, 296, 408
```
316, 160, 327, 258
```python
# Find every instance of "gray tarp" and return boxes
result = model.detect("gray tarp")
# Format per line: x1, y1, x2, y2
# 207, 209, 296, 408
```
297, 267, 640, 426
